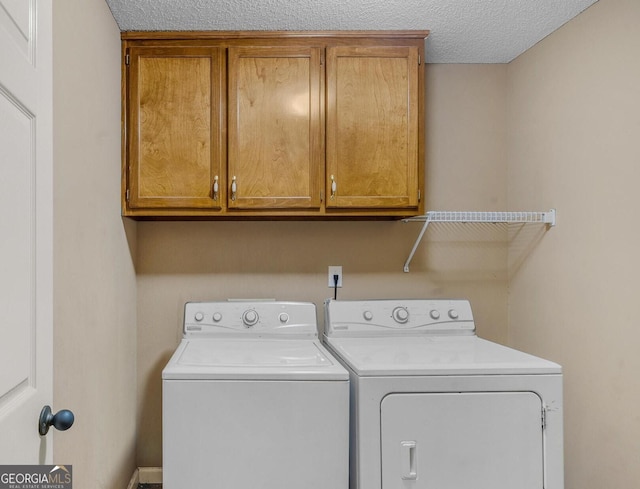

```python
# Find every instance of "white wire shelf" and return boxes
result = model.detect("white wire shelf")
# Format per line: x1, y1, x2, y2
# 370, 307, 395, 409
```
402, 209, 556, 272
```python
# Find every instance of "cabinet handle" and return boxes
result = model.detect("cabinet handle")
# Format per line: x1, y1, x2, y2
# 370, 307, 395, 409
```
212, 176, 219, 201
330, 175, 337, 199
231, 176, 237, 201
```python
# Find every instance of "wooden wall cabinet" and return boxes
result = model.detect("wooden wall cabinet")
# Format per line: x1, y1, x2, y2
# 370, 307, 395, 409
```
122, 31, 428, 219
326, 45, 420, 210
126, 47, 225, 210
227, 46, 323, 210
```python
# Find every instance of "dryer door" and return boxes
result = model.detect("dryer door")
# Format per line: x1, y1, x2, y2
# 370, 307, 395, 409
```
381, 392, 544, 489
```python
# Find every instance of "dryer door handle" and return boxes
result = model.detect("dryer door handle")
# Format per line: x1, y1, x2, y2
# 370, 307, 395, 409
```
401, 440, 418, 480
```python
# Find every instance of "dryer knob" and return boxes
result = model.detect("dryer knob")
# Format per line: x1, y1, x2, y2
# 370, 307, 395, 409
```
430, 310, 440, 320
212, 312, 222, 322
392, 307, 409, 324
242, 309, 259, 327
363, 310, 373, 321
448, 309, 459, 320
194, 312, 204, 322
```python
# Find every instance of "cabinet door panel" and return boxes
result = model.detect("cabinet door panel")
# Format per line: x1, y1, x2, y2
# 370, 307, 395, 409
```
228, 47, 322, 209
128, 47, 224, 209
327, 46, 420, 209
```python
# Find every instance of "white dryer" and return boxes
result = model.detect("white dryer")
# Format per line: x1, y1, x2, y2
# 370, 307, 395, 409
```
324, 299, 563, 489
163, 301, 349, 489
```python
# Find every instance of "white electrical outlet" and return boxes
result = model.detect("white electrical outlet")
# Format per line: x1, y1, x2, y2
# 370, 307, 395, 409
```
328, 266, 343, 288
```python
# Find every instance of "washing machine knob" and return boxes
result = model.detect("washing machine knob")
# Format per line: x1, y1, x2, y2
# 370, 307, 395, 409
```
430, 310, 440, 320
194, 312, 204, 322
279, 312, 289, 323
212, 312, 222, 322
242, 309, 259, 327
448, 309, 459, 320
363, 310, 373, 321
392, 307, 409, 324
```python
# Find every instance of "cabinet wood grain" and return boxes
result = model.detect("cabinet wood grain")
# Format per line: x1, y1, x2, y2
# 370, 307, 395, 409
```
127, 47, 225, 209
228, 46, 322, 209
326, 46, 420, 209
122, 31, 428, 219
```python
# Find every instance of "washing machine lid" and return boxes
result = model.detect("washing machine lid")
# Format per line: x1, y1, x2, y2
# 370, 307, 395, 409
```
325, 335, 561, 376
163, 338, 349, 380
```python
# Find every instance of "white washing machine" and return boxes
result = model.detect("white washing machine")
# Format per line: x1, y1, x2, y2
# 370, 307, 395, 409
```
163, 301, 349, 489
324, 299, 563, 489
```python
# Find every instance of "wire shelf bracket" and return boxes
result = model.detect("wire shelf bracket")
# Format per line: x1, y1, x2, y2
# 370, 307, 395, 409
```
402, 209, 556, 272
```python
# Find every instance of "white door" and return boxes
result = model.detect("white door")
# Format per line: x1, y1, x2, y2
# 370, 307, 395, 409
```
381, 392, 544, 489
0, 0, 53, 463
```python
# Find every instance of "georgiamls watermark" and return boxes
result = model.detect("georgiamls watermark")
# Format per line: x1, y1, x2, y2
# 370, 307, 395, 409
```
0, 465, 72, 489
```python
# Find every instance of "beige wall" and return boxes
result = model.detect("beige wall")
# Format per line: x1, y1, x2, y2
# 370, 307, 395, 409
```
507, 0, 640, 487
135, 64, 510, 466
53, 0, 138, 487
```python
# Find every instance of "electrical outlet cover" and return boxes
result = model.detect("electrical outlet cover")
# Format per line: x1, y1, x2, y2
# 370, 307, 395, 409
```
328, 266, 343, 287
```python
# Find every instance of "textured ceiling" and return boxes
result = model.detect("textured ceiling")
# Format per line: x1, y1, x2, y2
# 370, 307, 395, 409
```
105, 0, 598, 63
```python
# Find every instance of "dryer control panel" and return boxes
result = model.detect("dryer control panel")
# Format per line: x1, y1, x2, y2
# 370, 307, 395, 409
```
184, 301, 318, 337
325, 299, 475, 337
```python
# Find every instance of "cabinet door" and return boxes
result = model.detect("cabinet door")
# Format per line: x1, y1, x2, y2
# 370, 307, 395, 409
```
228, 46, 322, 209
126, 47, 224, 210
326, 46, 420, 209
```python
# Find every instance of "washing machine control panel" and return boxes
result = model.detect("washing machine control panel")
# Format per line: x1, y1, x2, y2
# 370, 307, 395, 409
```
184, 301, 318, 337
325, 299, 475, 336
